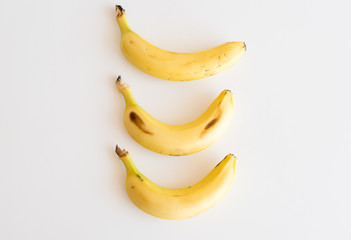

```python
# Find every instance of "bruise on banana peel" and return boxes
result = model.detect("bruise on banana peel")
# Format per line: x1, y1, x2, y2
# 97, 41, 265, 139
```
204, 118, 219, 130
200, 107, 223, 138
200, 116, 220, 138
199, 90, 231, 138
129, 112, 154, 135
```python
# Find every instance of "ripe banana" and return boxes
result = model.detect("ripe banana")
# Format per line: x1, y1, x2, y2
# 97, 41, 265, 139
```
116, 145, 237, 220
116, 76, 234, 156
115, 5, 246, 81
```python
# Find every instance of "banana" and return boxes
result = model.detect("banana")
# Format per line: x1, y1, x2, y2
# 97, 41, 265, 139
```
115, 145, 237, 220
115, 5, 246, 81
116, 76, 234, 156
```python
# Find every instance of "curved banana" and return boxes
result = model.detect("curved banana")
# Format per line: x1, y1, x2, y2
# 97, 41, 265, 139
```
115, 5, 246, 81
116, 145, 237, 220
116, 76, 234, 156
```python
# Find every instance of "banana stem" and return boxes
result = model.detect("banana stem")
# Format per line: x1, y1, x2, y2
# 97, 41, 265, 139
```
115, 145, 139, 174
115, 5, 125, 17
116, 76, 137, 106
115, 145, 128, 157
115, 5, 131, 32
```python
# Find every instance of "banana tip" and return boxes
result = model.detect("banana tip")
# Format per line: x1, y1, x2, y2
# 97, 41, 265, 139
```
115, 145, 128, 157
115, 5, 125, 17
115, 75, 129, 90
116, 75, 122, 83
116, 145, 128, 157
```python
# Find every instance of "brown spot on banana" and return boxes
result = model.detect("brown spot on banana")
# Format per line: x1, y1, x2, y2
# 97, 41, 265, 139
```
199, 117, 219, 138
129, 112, 153, 135
200, 109, 223, 137
136, 174, 144, 182
129, 40, 134, 44
204, 118, 219, 130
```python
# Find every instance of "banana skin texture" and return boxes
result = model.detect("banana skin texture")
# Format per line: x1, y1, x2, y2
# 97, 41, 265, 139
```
116, 76, 234, 156
115, 5, 246, 81
116, 145, 237, 220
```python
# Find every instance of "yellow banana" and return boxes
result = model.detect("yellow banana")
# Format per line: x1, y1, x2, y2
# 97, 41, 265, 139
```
115, 5, 246, 81
116, 145, 237, 220
116, 76, 234, 156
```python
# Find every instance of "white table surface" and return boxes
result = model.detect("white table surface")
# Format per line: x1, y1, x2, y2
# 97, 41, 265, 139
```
1, 0, 350, 239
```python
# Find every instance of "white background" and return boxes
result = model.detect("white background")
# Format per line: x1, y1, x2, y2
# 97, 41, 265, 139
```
1, 0, 350, 239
